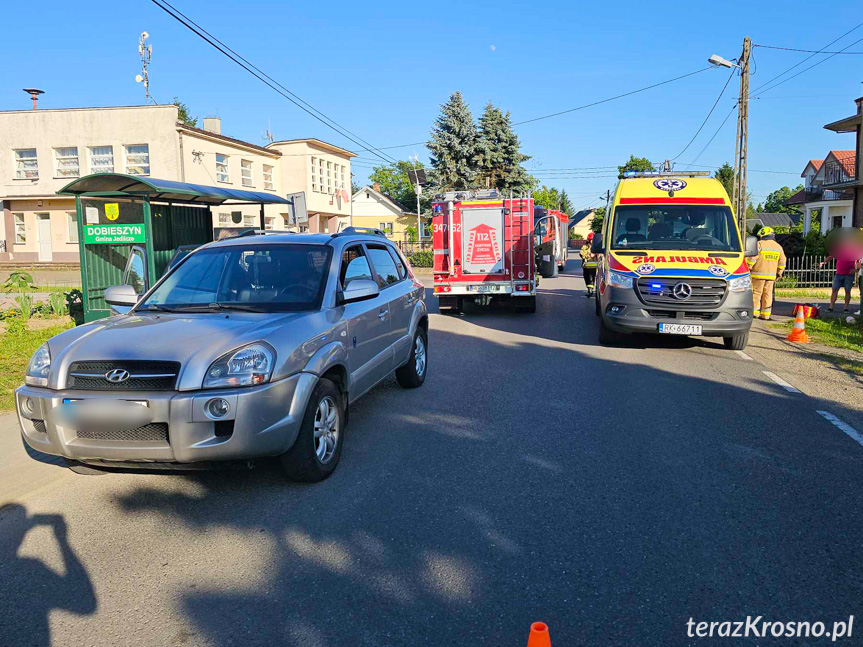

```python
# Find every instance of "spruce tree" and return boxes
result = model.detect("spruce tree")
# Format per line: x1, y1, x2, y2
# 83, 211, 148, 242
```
475, 103, 532, 193
427, 92, 477, 190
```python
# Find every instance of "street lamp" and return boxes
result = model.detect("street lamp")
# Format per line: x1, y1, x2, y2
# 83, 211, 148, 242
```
707, 54, 738, 69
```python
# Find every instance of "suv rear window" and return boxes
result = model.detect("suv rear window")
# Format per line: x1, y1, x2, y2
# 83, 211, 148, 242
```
366, 244, 401, 288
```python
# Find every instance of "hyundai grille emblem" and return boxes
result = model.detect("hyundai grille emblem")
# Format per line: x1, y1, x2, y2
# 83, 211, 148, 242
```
672, 282, 692, 300
105, 369, 131, 383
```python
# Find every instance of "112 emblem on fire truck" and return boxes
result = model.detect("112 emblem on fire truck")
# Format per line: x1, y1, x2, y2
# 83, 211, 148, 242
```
653, 178, 687, 192
466, 223, 501, 266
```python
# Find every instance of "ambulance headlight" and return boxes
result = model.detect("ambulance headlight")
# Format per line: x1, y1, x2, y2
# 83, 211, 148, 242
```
203, 343, 275, 389
608, 270, 634, 289
25, 343, 51, 387
728, 275, 752, 293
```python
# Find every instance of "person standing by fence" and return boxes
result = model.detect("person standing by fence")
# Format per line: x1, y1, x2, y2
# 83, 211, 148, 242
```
820, 254, 856, 314
746, 227, 786, 321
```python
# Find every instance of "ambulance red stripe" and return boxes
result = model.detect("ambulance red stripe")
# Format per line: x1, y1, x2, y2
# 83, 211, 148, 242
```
619, 197, 726, 205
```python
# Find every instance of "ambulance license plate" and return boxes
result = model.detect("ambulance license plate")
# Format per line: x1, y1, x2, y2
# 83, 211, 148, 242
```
658, 323, 702, 335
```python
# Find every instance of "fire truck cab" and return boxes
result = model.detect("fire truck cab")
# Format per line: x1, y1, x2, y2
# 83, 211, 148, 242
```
432, 190, 536, 314
534, 207, 569, 278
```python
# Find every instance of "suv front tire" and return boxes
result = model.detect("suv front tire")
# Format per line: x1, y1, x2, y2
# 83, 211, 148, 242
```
280, 378, 345, 482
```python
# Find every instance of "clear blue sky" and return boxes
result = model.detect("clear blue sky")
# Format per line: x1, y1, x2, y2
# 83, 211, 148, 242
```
2, 0, 862, 210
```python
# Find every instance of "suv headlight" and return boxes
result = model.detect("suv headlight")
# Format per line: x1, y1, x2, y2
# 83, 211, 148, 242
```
203, 343, 276, 389
728, 274, 752, 293
26, 343, 51, 387
608, 270, 634, 289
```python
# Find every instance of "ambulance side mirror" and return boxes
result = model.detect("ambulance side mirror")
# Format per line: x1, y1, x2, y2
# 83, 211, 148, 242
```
590, 237, 605, 254
744, 235, 759, 257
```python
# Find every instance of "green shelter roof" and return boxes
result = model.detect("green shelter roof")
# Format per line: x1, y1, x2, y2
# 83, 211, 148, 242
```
58, 173, 292, 205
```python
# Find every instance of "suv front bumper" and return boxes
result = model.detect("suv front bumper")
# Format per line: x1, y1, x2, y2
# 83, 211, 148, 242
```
601, 285, 753, 336
15, 373, 318, 466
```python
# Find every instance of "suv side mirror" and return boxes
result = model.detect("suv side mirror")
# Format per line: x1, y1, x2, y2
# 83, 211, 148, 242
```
744, 235, 759, 257
340, 279, 380, 304
590, 236, 605, 254
105, 284, 139, 307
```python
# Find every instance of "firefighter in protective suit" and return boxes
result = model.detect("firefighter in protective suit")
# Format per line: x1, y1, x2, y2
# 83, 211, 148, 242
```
746, 227, 786, 320
581, 232, 598, 296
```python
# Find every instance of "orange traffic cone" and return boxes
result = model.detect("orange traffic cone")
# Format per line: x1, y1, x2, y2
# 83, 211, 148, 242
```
787, 307, 810, 343
527, 622, 552, 647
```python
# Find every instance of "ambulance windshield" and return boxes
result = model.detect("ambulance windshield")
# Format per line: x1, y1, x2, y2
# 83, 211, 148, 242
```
611, 206, 740, 252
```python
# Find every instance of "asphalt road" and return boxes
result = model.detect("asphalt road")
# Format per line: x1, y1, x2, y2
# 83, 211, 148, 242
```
2, 255, 863, 647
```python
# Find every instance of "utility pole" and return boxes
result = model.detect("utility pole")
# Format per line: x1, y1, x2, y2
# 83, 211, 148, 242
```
732, 36, 751, 234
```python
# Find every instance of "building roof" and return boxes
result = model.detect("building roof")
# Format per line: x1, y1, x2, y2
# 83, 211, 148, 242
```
751, 212, 797, 228
829, 150, 856, 177
58, 173, 292, 205
267, 138, 357, 158
801, 159, 823, 177
785, 188, 807, 206
569, 209, 595, 228
353, 185, 422, 217
178, 123, 280, 157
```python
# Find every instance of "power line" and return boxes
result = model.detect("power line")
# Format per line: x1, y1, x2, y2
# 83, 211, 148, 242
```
752, 35, 863, 98
513, 67, 712, 126
750, 21, 863, 95
671, 67, 736, 160
681, 104, 737, 168
754, 43, 863, 54
148, 0, 399, 165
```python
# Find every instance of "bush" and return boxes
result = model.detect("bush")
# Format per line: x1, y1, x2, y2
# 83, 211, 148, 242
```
49, 292, 68, 316
776, 274, 798, 289
2, 270, 35, 292
408, 250, 433, 268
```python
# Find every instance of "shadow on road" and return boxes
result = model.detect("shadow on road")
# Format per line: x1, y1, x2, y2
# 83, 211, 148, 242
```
0, 504, 97, 646
106, 323, 863, 647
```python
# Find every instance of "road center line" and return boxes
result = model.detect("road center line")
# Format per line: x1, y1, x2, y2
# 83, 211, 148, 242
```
735, 350, 754, 361
816, 411, 863, 448
762, 371, 801, 393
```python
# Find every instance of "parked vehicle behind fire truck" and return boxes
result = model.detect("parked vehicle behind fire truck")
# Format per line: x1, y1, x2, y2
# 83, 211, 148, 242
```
432, 190, 536, 313
534, 207, 569, 277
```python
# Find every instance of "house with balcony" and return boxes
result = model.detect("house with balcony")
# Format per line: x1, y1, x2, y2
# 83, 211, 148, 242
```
0, 103, 355, 263
823, 96, 863, 228
786, 150, 855, 234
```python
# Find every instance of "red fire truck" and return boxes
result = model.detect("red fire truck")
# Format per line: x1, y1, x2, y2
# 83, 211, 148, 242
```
534, 207, 570, 277
432, 190, 536, 313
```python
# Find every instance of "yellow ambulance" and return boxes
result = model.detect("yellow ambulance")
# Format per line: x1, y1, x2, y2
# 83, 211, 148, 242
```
591, 171, 758, 350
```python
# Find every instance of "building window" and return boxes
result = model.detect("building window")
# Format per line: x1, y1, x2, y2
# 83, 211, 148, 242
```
265, 216, 276, 230
54, 147, 80, 178
319, 158, 325, 192
243, 214, 258, 227
67, 212, 79, 243
216, 153, 230, 183
89, 146, 114, 173
125, 144, 150, 175
379, 222, 393, 236
340, 166, 346, 189
241, 160, 253, 187
310, 157, 317, 192
14, 213, 26, 243
263, 164, 274, 190
218, 212, 231, 226
14, 149, 38, 179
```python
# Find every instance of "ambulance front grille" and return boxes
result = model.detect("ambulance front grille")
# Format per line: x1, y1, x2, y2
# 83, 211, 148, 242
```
637, 278, 726, 307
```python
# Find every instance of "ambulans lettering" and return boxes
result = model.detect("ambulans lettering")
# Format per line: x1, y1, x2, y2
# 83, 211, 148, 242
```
631, 255, 727, 265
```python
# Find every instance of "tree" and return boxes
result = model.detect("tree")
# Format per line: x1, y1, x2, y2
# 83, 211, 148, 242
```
590, 207, 606, 234
618, 155, 655, 176
351, 179, 362, 194
368, 160, 432, 213
714, 162, 734, 199
474, 103, 532, 193
558, 190, 574, 215
173, 97, 197, 127
763, 185, 804, 215
533, 185, 562, 210
428, 91, 478, 190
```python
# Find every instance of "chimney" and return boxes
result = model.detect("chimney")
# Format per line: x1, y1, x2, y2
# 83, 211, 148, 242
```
23, 88, 44, 110
372, 182, 381, 193
202, 117, 221, 134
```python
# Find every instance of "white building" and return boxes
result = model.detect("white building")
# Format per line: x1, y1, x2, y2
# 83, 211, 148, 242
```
0, 104, 355, 263
787, 150, 855, 234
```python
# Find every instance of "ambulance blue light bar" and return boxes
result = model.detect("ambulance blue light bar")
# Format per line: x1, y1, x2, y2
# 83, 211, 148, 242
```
621, 171, 711, 178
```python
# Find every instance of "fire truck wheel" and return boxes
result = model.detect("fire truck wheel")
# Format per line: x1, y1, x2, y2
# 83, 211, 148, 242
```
440, 297, 462, 314
396, 327, 428, 388
723, 332, 749, 351
514, 296, 536, 313
598, 316, 624, 345
280, 378, 344, 482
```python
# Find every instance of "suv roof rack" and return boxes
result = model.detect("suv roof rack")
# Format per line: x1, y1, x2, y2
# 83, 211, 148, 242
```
224, 229, 299, 239
333, 226, 387, 237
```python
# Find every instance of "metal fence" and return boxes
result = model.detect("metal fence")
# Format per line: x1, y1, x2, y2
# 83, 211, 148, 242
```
396, 241, 433, 255
779, 255, 835, 288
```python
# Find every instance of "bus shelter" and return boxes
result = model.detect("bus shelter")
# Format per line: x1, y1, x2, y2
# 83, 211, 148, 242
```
58, 173, 293, 322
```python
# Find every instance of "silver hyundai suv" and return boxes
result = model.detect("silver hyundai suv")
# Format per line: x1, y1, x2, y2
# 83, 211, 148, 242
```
15, 229, 428, 481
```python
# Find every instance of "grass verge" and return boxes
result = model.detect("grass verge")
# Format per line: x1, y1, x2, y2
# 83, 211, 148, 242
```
0, 322, 73, 410
775, 288, 861, 300
770, 317, 863, 354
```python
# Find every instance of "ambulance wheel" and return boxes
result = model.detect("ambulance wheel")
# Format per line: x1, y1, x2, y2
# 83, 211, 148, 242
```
598, 316, 624, 345
396, 326, 428, 388
514, 296, 536, 313
723, 332, 749, 351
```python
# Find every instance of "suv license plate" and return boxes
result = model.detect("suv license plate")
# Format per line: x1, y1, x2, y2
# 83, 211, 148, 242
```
658, 323, 702, 335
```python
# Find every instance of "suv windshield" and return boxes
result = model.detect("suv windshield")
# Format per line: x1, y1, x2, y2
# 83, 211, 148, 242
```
611, 205, 741, 252
137, 243, 331, 312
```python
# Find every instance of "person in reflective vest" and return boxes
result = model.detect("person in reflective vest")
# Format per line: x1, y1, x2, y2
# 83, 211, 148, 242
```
746, 227, 786, 320
581, 232, 598, 295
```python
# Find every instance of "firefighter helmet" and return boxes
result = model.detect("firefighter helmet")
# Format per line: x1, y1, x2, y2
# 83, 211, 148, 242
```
758, 227, 775, 238
587, 232, 595, 242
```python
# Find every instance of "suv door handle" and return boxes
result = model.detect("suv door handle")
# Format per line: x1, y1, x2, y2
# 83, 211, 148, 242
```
378, 309, 389, 320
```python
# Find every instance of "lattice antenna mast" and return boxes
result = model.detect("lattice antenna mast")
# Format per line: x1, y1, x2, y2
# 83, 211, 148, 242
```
135, 32, 153, 104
